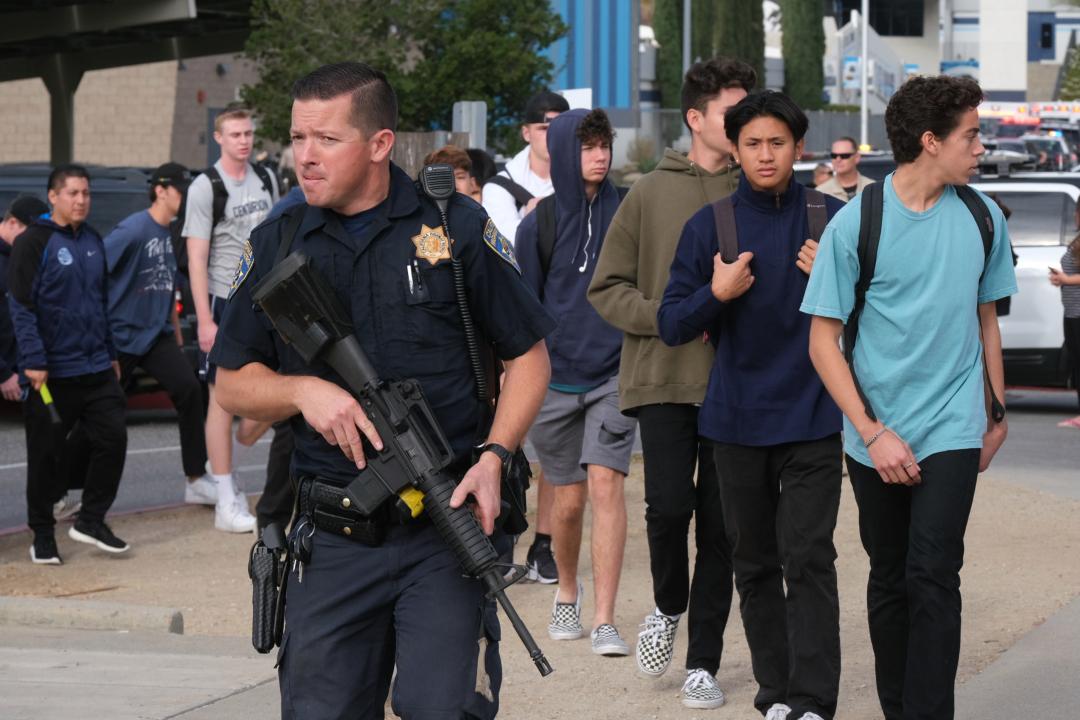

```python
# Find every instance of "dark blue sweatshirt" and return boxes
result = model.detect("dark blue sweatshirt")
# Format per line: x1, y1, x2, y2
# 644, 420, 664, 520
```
516, 109, 623, 389
657, 174, 844, 446
9, 217, 116, 379
0, 241, 18, 383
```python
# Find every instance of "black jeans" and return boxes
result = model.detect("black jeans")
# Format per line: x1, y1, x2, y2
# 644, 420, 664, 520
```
847, 449, 981, 720
1064, 316, 1080, 407
638, 403, 733, 675
25, 371, 127, 537
67, 334, 206, 488
255, 419, 296, 529
713, 434, 843, 720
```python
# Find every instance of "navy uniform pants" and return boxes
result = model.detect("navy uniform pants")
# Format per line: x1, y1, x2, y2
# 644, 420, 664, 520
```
279, 520, 502, 720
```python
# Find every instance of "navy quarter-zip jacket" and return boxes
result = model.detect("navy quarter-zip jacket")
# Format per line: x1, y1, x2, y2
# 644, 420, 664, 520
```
0, 240, 19, 383
657, 173, 845, 446
8, 217, 117, 379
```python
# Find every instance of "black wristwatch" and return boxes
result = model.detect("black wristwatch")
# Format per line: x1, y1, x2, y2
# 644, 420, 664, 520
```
481, 442, 513, 471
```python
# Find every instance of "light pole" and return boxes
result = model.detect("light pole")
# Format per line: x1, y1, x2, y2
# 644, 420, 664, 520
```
860, 0, 869, 149
682, 0, 691, 138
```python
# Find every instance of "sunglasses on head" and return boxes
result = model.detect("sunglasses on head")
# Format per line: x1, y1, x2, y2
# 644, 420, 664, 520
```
830, 152, 854, 160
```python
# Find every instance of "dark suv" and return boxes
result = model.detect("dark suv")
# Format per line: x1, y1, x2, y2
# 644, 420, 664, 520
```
0, 164, 200, 397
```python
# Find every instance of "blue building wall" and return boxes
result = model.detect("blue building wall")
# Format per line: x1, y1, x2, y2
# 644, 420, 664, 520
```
541, 0, 640, 126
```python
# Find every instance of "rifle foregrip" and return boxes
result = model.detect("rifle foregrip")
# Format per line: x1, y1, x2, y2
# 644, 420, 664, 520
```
420, 478, 498, 576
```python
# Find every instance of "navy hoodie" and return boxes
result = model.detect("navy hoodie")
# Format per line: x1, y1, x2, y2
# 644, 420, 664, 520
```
516, 108, 623, 389
0, 240, 18, 383
657, 173, 844, 446
9, 217, 116, 379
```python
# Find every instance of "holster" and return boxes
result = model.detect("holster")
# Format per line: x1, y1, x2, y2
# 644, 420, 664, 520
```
248, 525, 289, 654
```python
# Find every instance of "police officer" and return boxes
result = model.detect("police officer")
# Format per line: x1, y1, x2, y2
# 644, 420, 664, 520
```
210, 63, 554, 719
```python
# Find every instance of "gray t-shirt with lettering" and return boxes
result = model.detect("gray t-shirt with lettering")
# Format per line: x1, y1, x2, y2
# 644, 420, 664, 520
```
181, 160, 279, 298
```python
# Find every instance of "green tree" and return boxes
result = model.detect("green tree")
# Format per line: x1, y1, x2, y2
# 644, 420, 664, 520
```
395, 0, 569, 152
241, 0, 424, 146
781, 0, 825, 109
653, 0, 683, 109
716, 0, 765, 87
241, 0, 567, 153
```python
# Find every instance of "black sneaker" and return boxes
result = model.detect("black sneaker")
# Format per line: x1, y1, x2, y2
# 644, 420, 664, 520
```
30, 535, 62, 565
526, 537, 558, 584
497, 534, 518, 580
69, 519, 129, 553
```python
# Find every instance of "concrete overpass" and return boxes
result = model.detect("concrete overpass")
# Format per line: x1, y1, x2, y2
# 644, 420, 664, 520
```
0, 0, 252, 166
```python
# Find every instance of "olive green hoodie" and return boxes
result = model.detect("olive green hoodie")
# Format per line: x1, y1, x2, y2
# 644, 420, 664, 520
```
587, 148, 740, 413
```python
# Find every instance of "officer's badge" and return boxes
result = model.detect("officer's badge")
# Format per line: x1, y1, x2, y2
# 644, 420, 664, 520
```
229, 241, 254, 299
483, 219, 520, 275
412, 224, 451, 265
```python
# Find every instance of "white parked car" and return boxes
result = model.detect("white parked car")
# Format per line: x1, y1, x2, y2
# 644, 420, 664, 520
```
971, 182, 1076, 388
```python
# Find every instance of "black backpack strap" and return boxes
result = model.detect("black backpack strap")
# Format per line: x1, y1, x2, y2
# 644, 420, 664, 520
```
844, 181, 884, 422
486, 174, 534, 210
204, 167, 229, 232
274, 204, 308, 268
536, 195, 558, 281
710, 196, 739, 264
805, 188, 829, 243
250, 163, 275, 197
954, 185, 1006, 424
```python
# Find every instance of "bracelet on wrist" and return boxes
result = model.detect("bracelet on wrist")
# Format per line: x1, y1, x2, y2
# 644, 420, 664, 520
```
864, 425, 894, 448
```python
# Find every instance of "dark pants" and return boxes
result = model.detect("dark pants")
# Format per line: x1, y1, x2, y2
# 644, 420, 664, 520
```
638, 403, 733, 675
67, 334, 206, 488
25, 371, 127, 538
847, 449, 981, 720
1064, 316, 1080, 407
255, 419, 295, 529
279, 521, 500, 720
712, 434, 842, 720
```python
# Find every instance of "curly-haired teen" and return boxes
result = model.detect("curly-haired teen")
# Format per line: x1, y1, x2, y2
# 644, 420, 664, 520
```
803, 75, 1016, 720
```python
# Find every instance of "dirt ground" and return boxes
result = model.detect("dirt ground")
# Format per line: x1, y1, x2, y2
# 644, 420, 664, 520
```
2, 457, 1079, 720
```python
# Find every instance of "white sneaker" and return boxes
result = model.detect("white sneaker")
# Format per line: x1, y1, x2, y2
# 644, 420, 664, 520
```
682, 668, 724, 709
800, 713, 826, 720
185, 475, 218, 505
52, 494, 81, 520
215, 499, 256, 533
765, 703, 792, 720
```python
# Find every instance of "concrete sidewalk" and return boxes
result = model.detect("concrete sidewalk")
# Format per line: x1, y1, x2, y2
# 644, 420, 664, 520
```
0, 626, 278, 719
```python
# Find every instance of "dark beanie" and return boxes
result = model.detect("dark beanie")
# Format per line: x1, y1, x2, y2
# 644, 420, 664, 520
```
8, 196, 49, 226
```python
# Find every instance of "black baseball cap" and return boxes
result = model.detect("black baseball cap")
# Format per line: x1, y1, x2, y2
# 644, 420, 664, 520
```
150, 162, 192, 191
523, 91, 570, 125
7, 196, 49, 226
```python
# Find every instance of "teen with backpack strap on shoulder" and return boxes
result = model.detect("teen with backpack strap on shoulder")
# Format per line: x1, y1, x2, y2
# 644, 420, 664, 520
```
803, 76, 1017, 720
659, 90, 848, 720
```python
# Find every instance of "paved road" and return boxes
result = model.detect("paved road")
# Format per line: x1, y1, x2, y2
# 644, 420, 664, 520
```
0, 388, 1075, 533
0, 409, 272, 532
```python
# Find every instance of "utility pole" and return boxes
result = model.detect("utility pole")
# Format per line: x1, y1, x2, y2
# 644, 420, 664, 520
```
860, 0, 869, 149
682, 0, 691, 137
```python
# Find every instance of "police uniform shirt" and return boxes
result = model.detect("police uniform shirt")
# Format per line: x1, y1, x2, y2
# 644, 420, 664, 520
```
210, 163, 556, 483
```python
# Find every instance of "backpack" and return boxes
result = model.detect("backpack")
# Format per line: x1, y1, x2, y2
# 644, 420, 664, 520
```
204, 164, 275, 230
536, 185, 631, 279
844, 181, 1005, 424
710, 188, 830, 263
485, 174, 534, 210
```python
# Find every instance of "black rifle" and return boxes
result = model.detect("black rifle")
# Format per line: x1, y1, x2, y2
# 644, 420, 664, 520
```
249, 251, 553, 677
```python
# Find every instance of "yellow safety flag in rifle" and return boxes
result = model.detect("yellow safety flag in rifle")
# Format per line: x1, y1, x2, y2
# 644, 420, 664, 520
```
397, 487, 425, 518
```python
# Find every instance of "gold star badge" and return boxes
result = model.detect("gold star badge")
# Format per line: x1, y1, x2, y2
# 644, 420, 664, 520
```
411, 224, 450, 265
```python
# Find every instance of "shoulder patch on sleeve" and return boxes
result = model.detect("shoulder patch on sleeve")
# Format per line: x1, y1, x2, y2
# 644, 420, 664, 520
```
228, 241, 254, 299
483, 218, 520, 275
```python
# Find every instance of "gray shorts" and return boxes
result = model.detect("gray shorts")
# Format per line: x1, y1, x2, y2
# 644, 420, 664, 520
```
528, 375, 637, 485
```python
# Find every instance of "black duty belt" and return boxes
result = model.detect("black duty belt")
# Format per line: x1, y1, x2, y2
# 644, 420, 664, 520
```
297, 475, 427, 547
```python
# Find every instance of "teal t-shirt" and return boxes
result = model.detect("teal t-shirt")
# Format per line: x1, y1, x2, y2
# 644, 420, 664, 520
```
800, 174, 1018, 468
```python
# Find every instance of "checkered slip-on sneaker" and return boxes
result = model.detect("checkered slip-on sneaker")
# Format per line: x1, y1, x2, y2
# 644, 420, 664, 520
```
591, 623, 630, 656
548, 580, 584, 640
636, 609, 679, 676
682, 668, 725, 709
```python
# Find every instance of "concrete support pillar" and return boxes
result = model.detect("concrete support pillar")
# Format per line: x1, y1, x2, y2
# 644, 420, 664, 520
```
39, 54, 84, 167
980, 0, 1027, 101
